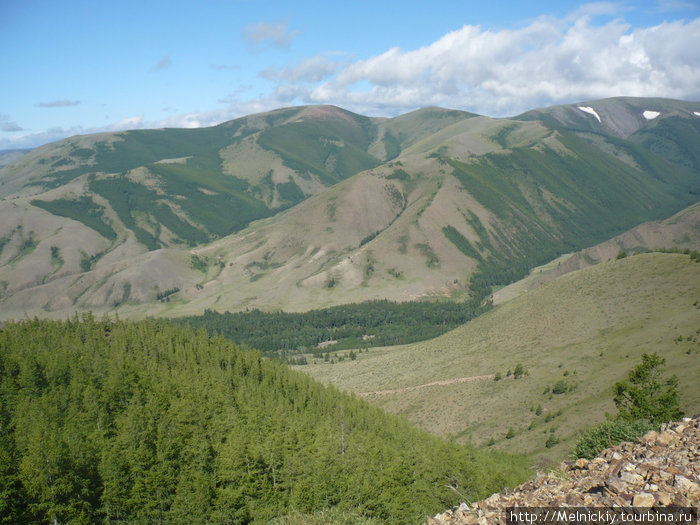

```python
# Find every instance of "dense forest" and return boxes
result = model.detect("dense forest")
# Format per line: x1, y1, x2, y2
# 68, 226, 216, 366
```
0, 316, 529, 524
177, 298, 488, 357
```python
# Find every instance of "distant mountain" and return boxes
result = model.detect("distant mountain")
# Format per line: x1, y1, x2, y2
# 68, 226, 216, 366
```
0, 97, 698, 319
0, 148, 31, 167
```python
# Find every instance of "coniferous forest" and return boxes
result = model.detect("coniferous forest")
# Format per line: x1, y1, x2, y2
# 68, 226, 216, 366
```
178, 298, 488, 357
0, 316, 529, 524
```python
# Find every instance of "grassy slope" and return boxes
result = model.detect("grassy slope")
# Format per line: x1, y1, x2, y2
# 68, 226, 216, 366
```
1, 100, 699, 320
297, 253, 700, 463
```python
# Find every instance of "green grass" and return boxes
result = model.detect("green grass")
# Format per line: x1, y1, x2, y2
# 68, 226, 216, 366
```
297, 253, 700, 461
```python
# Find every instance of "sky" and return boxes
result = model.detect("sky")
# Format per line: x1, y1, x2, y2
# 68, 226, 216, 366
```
1, 0, 699, 150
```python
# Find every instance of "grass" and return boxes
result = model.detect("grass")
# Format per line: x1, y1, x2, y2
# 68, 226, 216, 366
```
296, 253, 700, 461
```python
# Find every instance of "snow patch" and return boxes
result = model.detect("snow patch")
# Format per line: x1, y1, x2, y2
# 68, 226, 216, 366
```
578, 106, 601, 123
643, 110, 661, 120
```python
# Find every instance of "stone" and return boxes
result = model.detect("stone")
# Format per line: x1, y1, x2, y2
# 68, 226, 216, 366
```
573, 458, 588, 469
633, 493, 655, 507
656, 431, 674, 446
656, 492, 672, 505
620, 471, 644, 484
426, 417, 700, 525
642, 430, 658, 444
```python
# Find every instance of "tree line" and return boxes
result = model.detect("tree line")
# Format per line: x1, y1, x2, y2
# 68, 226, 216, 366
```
177, 298, 489, 358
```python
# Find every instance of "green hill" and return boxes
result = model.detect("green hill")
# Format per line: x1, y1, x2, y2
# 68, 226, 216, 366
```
297, 252, 700, 462
0, 97, 698, 319
0, 317, 529, 524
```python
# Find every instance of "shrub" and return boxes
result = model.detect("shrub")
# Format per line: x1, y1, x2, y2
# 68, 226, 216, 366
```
545, 434, 560, 449
513, 363, 525, 379
572, 419, 654, 459
552, 380, 571, 395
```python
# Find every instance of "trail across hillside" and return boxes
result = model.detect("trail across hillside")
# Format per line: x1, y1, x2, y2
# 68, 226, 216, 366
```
358, 374, 495, 396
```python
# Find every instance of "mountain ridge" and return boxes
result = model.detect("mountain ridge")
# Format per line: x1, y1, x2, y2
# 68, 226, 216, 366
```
0, 97, 698, 320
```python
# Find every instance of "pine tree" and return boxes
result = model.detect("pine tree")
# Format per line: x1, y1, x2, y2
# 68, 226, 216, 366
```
613, 353, 683, 424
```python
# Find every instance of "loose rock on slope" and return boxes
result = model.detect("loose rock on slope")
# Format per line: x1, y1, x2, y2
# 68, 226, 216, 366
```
427, 417, 699, 524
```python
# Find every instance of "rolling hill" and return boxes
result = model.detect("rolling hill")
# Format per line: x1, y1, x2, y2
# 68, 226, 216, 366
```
297, 251, 700, 462
0, 97, 698, 320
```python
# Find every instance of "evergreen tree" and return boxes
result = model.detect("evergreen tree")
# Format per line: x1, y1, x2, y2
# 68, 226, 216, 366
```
613, 353, 683, 424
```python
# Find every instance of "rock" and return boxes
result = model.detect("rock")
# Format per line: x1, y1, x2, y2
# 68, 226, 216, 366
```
656, 492, 672, 505
620, 471, 644, 484
643, 430, 659, 444
656, 431, 674, 446
426, 417, 700, 525
674, 475, 695, 493
633, 492, 655, 507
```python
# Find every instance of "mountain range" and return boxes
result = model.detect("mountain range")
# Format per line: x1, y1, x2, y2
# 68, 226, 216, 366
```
0, 97, 698, 320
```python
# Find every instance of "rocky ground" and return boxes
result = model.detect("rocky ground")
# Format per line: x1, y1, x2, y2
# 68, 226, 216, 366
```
427, 417, 699, 524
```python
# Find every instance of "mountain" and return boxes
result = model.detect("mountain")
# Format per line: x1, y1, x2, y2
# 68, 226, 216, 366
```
298, 251, 700, 461
0, 149, 30, 168
492, 201, 700, 304
0, 97, 698, 319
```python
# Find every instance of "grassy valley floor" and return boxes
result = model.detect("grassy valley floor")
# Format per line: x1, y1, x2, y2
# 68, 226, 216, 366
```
294, 252, 700, 463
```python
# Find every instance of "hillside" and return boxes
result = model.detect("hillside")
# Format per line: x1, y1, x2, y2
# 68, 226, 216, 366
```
492, 201, 700, 304
0, 97, 698, 319
0, 317, 529, 525
297, 252, 700, 461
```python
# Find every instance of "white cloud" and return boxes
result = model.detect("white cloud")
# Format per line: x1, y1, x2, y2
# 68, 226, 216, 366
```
243, 20, 300, 51
295, 14, 700, 117
260, 54, 346, 83
0, 115, 23, 132
7, 9, 700, 151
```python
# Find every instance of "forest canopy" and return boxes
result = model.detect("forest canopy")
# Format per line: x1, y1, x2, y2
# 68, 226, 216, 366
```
0, 316, 529, 524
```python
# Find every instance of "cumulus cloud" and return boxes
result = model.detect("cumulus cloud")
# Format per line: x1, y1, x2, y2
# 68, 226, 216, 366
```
260, 54, 347, 83
284, 14, 700, 117
0, 116, 148, 150
243, 20, 299, 50
0, 115, 23, 132
36, 99, 81, 108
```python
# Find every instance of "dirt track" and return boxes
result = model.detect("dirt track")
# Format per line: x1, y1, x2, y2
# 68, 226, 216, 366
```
358, 374, 495, 396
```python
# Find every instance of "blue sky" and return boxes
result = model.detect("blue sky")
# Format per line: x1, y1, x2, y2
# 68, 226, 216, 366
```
1, 0, 699, 149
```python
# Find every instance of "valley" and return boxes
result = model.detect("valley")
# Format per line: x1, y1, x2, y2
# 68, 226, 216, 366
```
296, 250, 700, 462
1, 96, 699, 524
